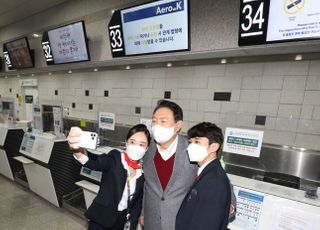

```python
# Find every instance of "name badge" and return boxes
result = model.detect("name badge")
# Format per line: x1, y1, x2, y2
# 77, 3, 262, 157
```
124, 221, 130, 230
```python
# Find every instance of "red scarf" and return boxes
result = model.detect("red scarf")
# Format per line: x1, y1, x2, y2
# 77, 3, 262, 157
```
123, 152, 141, 169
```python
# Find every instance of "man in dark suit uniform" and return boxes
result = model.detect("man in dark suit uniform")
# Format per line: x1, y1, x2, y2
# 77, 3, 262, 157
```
176, 122, 231, 230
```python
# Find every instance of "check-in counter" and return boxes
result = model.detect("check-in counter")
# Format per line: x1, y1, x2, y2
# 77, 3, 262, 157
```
14, 132, 81, 207
228, 174, 320, 230
0, 124, 25, 183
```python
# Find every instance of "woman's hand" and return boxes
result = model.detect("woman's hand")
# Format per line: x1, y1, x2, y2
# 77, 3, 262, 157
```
139, 216, 144, 226
67, 127, 84, 158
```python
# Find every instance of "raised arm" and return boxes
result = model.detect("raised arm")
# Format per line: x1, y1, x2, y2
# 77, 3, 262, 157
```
67, 126, 113, 171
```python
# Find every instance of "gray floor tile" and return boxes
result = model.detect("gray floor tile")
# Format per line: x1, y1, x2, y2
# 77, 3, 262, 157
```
0, 175, 87, 230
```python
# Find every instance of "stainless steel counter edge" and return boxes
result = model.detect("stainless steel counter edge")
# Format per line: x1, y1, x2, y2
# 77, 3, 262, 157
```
228, 174, 320, 207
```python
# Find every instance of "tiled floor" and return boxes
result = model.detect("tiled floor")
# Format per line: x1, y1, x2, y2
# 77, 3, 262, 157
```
0, 175, 87, 230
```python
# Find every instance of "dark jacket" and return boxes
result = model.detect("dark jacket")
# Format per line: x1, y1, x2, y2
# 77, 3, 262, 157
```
83, 149, 144, 230
175, 159, 231, 230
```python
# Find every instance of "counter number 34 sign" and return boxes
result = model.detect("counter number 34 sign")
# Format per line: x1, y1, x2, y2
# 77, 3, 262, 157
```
238, 0, 270, 46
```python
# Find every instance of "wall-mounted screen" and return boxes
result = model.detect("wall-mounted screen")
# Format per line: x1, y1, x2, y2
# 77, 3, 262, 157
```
108, 0, 190, 57
267, 0, 320, 42
42, 21, 90, 65
3, 37, 34, 69
1, 101, 14, 118
25, 95, 34, 104
238, 0, 320, 46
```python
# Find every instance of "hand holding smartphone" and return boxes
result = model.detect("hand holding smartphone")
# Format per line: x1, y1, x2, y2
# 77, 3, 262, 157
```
79, 131, 98, 150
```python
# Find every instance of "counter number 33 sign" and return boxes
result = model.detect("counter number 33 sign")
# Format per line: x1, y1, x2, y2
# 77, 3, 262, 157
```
238, 0, 270, 46
108, 10, 126, 58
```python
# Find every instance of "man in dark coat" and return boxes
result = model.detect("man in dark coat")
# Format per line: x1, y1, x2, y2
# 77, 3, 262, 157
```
176, 122, 231, 230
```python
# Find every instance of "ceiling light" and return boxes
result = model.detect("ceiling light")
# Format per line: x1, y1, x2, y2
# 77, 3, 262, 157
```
295, 54, 302, 61
31, 73, 35, 77
48, 72, 52, 76
17, 74, 20, 78
68, 70, 72, 74
93, 68, 98, 72
167, 62, 172, 67
125, 65, 131, 70
220, 59, 227, 64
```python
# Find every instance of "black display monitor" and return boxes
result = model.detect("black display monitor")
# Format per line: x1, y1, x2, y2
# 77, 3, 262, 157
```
42, 21, 90, 65
3, 37, 34, 69
108, 0, 190, 57
238, 0, 320, 46
266, 0, 320, 43
239, 0, 320, 46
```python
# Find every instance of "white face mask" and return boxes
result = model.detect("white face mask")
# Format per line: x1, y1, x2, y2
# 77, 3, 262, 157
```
187, 143, 209, 162
151, 125, 175, 144
126, 144, 146, 161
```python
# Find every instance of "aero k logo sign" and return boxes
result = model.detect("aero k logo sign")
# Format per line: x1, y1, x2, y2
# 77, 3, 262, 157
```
284, 0, 305, 15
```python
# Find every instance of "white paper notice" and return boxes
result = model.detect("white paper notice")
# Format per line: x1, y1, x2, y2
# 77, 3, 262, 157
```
32, 104, 43, 132
272, 206, 318, 230
140, 118, 152, 133
53, 107, 62, 135
99, 112, 115, 130
223, 127, 264, 157
267, 0, 320, 41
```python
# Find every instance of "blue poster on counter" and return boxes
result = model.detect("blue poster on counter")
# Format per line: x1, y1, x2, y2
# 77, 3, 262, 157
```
230, 186, 265, 230
223, 127, 264, 158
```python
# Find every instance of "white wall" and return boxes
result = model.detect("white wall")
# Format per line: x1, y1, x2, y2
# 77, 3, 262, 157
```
0, 0, 319, 150
1, 60, 320, 150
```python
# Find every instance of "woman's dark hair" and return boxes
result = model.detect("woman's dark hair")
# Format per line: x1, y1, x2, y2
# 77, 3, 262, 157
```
153, 99, 183, 122
126, 124, 151, 146
187, 122, 224, 152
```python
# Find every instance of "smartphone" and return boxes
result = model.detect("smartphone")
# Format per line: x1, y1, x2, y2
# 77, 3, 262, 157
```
79, 131, 98, 149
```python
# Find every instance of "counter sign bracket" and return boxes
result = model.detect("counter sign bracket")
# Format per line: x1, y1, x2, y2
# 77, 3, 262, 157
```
238, 0, 270, 46
108, 10, 126, 57
41, 31, 55, 65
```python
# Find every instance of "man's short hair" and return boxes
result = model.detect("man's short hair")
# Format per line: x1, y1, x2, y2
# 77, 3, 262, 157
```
187, 122, 224, 152
153, 99, 183, 122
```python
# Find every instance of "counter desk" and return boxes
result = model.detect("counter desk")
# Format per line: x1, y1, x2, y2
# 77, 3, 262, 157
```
0, 124, 25, 183
75, 147, 320, 230
14, 132, 82, 207
228, 174, 320, 230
